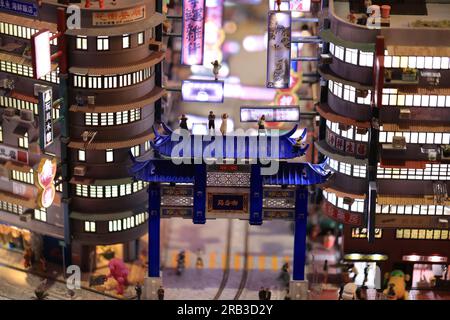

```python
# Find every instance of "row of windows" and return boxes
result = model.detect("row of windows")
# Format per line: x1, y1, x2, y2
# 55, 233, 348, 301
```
85, 109, 141, 126
326, 120, 369, 142
327, 158, 367, 178
78, 146, 141, 162
396, 229, 450, 240
11, 169, 34, 184
381, 88, 450, 108
76, 33, 145, 51
329, 43, 374, 67
0, 96, 60, 120
34, 208, 47, 222
379, 130, 450, 145
73, 67, 154, 89
0, 22, 57, 45
18, 132, 28, 149
377, 204, 450, 216
351, 228, 382, 239
108, 212, 148, 232
0, 60, 59, 83
322, 190, 365, 213
75, 181, 149, 198
0, 200, 23, 214
377, 164, 450, 180
328, 42, 450, 70
328, 80, 372, 105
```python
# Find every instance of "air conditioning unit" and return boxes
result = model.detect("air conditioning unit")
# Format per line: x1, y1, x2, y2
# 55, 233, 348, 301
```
392, 136, 406, 149
33, 84, 49, 97
3, 108, 16, 117
339, 123, 350, 131
356, 89, 369, 98
87, 96, 95, 105
356, 127, 368, 135
20, 109, 34, 122
428, 150, 438, 161
399, 108, 411, 120
343, 197, 354, 206
320, 53, 333, 64
73, 165, 87, 176
149, 40, 163, 52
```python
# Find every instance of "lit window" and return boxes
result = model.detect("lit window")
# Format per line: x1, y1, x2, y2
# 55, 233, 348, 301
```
137, 32, 144, 45
78, 149, 86, 162
34, 208, 47, 222
18, 132, 29, 149
84, 221, 96, 232
131, 145, 140, 157
106, 149, 114, 162
76, 36, 88, 50
122, 34, 130, 49
97, 36, 109, 51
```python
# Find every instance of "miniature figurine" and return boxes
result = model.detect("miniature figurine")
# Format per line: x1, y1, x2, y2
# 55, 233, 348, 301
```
208, 111, 216, 134
179, 114, 188, 130
258, 287, 266, 300
340, 282, 357, 300
323, 259, 329, 285
211, 60, 221, 81
258, 115, 266, 135
107, 258, 129, 295
220, 113, 228, 136
382, 270, 410, 300
196, 248, 204, 269
275, 0, 281, 11
157, 286, 165, 300
265, 288, 272, 300
135, 283, 142, 300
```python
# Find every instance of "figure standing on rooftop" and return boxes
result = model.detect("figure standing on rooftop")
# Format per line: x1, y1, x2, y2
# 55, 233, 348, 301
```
220, 113, 228, 136
211, 60, 221, 81
179, 114, 188, 130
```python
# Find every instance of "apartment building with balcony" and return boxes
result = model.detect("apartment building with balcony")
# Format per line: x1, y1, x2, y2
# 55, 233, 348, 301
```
317, 0, 450, 289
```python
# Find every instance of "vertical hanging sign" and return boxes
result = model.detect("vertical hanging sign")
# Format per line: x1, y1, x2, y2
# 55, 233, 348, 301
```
38, 87, 54, 150
266, 11, 292, 89
182, 0, 206, 65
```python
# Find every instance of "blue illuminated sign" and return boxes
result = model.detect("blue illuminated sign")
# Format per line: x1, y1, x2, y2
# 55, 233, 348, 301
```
0, 0, 38, 17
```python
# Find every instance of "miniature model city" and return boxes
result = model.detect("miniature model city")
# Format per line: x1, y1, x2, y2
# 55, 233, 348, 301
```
0, 0, 449, 300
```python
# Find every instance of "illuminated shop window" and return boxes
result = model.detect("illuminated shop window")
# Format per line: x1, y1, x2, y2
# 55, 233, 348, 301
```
11, 169, 34, 184
351, 228, 382, 239
97, 36, 109, 51
359, 51, 374, 67
34, 208, 47, 222
377, 163, 450, 181
76, 36, 88, 50
395, 229, 450, 240
130, 145, 140, 157
322, 190, 365, 213
137, 32, 144, 45
75, 181, 149, 199
78, 149, 86, 162
108, 212, 149, 232
0, 22, 57, 45
73, 68, 154, 89
0, 201, 24, 214
84, 109, 141, 126
0, 96, 38, 114
144, 140, 151, 151
327, 80, 372, 105
345, 48, 358, 65
106, 149, 114, 163
18, 132, 28, 149
326, 120, 369, 142
0, 125, 2, 142
84, 221, 96, 233
334, 45, 344, 60
122, 34, 131, 49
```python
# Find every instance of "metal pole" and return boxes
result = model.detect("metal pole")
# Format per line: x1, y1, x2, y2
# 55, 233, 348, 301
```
293, 187, 308, 280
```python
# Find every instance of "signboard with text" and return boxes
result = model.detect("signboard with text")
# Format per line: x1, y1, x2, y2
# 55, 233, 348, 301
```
326, 129, 368, 157
266, 11, 291, 89
0, 145, 28, 164
207, 193, 249, 213
0, 0, 38, 17
182, 0, 206, 65
92, 6, 146, 26
240, 106, 300, 122
269, 0, 311, 12
322, 201, 362, 226
38, 87, 53, 150
31, 30, 51, 80
181, 79, 224, 103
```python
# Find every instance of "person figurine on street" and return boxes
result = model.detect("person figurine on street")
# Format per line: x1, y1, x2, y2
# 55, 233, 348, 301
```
157, 286, 165, 300
211, 60, 221, 81
196, 248, 204, 269
284, 289, 291, 300
265, 288, 272, 300
39, 257, 47, 273
323, 260, 329, 285
208, 111, 216, 134
220, 113, 228, 136
258, 115, 266, 135
179, 114, 188, 131
258, 287, 266, 300
135, 283, 142, 300
275, 0, 281, 11
362, 264, 370, 288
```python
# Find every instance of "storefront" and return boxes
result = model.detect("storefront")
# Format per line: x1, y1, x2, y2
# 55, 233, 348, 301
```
0, 223, 31, 252
343, 253, 388, 289
401, 254, 449, 289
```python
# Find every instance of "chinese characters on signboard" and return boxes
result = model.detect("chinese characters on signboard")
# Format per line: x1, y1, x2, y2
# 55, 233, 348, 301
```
322, 201, 362, 226
0, 145, 28, 164
326, 129, 367, 157
182, 79, 224, 102
240, 106, 300, 122
38, 87, 53, 150
92, 6, 146, 26
182, 0, 206, 65
0, 0, 37, 17
266, 11, 291, 89
207, 193, 249, 213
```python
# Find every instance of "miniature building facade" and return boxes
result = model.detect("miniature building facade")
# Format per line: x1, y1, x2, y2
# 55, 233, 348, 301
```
318, 0, 450, 288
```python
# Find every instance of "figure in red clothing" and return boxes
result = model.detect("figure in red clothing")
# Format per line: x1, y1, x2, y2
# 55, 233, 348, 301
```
107, 258, 129, 295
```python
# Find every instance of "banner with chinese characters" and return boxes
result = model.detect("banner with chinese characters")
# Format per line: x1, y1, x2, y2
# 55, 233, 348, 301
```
0, 145, 28, 164
326, 129, 368, 157
93, 5, 146, 26
207, 193, 249, 213
0, 0, 37, 17
240, 106, 299, 122
38, 87, 53, 150
266, 11, 291, 89
182, 0, 206, 65
322, 201, 362, 226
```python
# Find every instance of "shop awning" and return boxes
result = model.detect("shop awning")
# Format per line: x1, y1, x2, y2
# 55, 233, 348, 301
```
315, 140, 368, 166
319, 66, 373, 91
3, 161, 32, 173
319, 29, 376, 52
317, 103, 371, 128
322, 186, 366, 199
377, 194, 448, 206
379, 159, 431, 169
0, 190, 37, 209
386, 45, 450, 57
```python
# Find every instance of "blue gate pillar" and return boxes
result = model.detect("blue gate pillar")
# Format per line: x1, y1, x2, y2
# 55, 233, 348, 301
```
148, 183, 161, 277
293, 186, 308, 280
249, 164, 263, 225
193, 163, 207, 224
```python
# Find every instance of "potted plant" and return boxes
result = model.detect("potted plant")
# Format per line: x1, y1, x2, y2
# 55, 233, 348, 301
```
401, 67, 418, 81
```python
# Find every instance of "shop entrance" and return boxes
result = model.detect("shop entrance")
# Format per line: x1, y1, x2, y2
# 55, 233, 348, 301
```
412, 263, 448, 289
0, 223, 30, 252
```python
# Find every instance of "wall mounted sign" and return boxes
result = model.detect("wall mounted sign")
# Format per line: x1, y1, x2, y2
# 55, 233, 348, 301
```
31, 30, 51, 80
0, 0, 38, 17
326, 129, 367, 157
92, 5, 146, 26
161, 208, 193, 218
402, 255, 447, 263
203, 0, 224, 67
240, 106, 300, 122
35, 158, 57, 208
263, 210, 295, 220
322, 201, 362, 226
207, 193, 249, 213
161, 186, 194, 197
0, 145, 28, 164
181, 79, 224, 103
263, 189, 295, 199
38, 87, 53, 150
182, 0, 206, 65
266, 11, 291, 89
268, 0, 311, 12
